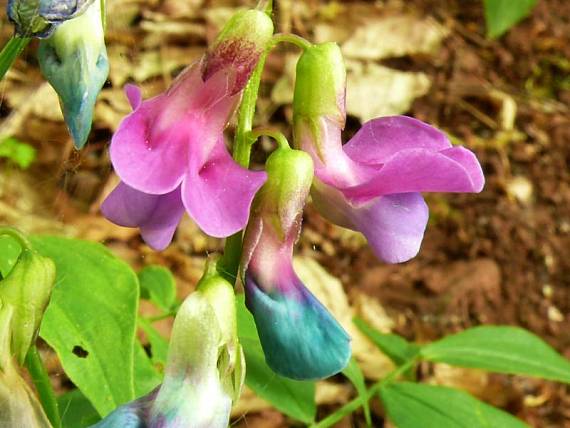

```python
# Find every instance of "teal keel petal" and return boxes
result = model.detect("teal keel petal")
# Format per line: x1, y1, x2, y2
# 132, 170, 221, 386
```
245, 272, 351, 380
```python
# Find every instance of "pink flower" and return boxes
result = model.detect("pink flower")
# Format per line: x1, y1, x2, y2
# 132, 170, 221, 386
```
102, 10, 273, 250
293, 43, 484, 263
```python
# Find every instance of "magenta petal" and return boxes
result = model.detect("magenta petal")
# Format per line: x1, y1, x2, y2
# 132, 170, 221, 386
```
353, 193, 429, 263
124, 84, 142, 110
182, 140, 267, 238
343, 116, 452, 165
342, 147, 484, 202
101, 182, 185, 250
109, 96, 188, 194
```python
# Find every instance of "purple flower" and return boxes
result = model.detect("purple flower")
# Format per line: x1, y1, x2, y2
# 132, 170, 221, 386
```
241, 147, 351, 380
101, 10, 274, 250
293, 43, 484, 263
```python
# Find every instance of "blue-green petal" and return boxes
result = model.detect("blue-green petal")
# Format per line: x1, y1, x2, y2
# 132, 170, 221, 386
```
245, 271, 351, 380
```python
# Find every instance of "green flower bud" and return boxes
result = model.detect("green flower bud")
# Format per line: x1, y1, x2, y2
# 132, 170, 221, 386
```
203, 9, 274, 94
38, 0, 109, 148
0, 246, 55, 364
293, 42, 346, 126
0, 302, 51, 428
254, 147, 314, 239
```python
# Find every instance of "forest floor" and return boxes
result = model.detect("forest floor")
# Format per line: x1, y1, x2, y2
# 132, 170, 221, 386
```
0, 0, 568, 426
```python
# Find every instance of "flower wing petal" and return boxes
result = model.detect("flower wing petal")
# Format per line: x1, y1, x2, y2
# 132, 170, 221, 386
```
353, 193, 429, 264
101, 182, 184, 250
182, 139, 267, 238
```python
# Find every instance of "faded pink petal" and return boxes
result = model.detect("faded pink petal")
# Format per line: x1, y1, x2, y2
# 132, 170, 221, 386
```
182, 138, 267, 238
101, 182, 185, 250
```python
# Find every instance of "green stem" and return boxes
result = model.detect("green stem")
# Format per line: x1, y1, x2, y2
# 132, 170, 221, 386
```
218, 50, 268, 285
25, 346, 62, 428
0, 226, 32, 250
248, 128, 290, 149
0, 37, 30, 81
271, 33, 312, 50
310, 358, 418, 428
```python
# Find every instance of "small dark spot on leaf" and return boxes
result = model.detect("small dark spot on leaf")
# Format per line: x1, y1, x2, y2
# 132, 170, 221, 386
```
72, 345, 89, 358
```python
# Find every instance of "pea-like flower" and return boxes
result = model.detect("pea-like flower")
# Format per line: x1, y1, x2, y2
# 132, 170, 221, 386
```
293, 43, 484, 264
241, 146, 351, 380
7, 0, 93, 38
91, 263, 245, 428
101, 10, 274, 250
37, 0, 108, 148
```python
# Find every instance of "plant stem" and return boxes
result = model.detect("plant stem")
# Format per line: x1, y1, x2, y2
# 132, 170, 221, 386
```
0, 226, 32, 250
248, 127, 290, 149
271, 33, 312, 50
25, 346, 62, 428
310, 358, 418, 428
0, 37, 30, 81
218, 49, 268, 285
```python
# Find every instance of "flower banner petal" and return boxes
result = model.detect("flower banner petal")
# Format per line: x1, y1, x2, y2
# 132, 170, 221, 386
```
342, 147, 484, 202
110, 97, 188, 195
343, 116, 452, 165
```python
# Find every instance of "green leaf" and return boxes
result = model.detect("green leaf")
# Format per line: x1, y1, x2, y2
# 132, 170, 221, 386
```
236, 294, 316, 423
380, 382, 528, 428
354, 317, 419, 365
342, 358, 371, 426
138, 318, 169, 367
483, 0, 538, 39
0, 235, 22, 279
133, 341, 161, 397
421, 326, 570, 383
32, 236, 139, 416
0, 137, 36, 168
0, 37, 31, 81
138, 265, 176, 312
58, 389, 100, 428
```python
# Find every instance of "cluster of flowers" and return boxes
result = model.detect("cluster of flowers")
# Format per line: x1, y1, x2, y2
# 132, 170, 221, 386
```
7, 3, 484, 427
100, 3, 483, 391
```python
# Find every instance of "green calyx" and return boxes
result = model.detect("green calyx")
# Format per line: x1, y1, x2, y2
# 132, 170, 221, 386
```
293, 42, 346, 124
257, 147, 314, 237
213, 9, 274, 51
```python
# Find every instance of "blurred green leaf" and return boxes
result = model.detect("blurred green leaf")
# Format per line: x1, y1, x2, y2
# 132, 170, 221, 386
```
236, 294, 316, 423
138, 265, 177, 312
354, 317, 419, 366
32, 236, 139, 416
380, 382, 528, 428
133, 341, 161, 397
421, 326, 570, 383
0, 37, 30, 81
342, 358, 371, 426
483, 0, 538, 39
138, 318, 169, 367
58, 389, 100, 428
0, 235, 22, 278
0, 137, 36, 169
